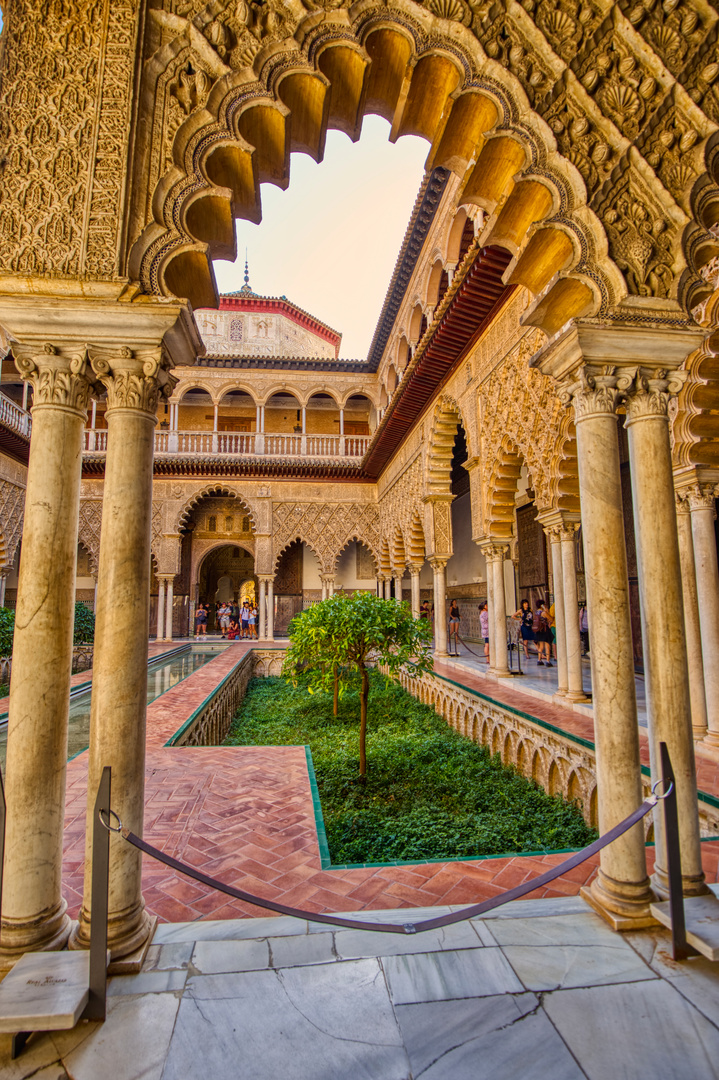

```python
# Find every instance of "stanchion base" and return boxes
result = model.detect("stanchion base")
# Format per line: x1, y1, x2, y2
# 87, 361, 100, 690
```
651, 896, 719, 961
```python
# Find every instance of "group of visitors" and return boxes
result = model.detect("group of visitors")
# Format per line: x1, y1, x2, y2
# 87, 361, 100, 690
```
194, 599, 259, 639
446, 596, 590, 669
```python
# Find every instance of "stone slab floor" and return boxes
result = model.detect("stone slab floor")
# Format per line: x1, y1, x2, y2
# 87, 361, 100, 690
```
3, 895, 719, 1080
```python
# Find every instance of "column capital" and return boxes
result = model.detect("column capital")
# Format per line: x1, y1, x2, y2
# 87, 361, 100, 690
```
257, 574, 275, 585
88, 346, 177, 417
687, 482, 718, 512
624, 368, 687, 425
156, 573, 175, 584
13, 343, 97, 416
557, 364, 634, 423
478, 540, 509, 561
428, 556, 448, 571
408, 563, 422, 577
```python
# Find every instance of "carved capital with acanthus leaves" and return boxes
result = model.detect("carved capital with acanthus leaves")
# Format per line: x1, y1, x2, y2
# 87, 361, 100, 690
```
479, 541, 509, 563
89, 347, 178, 417
624, 368, 687, 425
687, 483, 718, 513
557, 364, 634, 423
13, 343, 96, 417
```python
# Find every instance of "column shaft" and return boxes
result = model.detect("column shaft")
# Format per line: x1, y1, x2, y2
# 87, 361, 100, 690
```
432, 560, 448, 656
267, 580, 274, 640
626, 388, 704, 896
548, 532, 568, 695
485, 562, 496, 670
491, 552, 509, 676
675, 498, 707, 738
165, 579, 174, 641
410, 569, 421, 617
384, 578, 391, 600
0, 360, 90, 961
689, 489, 719, 746
258, 579, 266, 640
561, 529, 587, 702
156, 580, 165, 641
395, 575, 403, 602
571, 380, 653, 927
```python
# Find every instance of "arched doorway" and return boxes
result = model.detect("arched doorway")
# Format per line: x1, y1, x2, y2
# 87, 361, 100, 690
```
198, 545, 256, 632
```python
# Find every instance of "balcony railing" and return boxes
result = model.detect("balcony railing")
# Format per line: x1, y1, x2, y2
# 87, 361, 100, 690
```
0, 392, 31, 439
83, 429, 371, 459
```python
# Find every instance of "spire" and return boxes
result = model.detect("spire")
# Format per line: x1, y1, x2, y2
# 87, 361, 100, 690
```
240, 249, 254, 294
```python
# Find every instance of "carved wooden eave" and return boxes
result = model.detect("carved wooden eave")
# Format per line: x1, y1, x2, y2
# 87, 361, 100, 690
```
81, 454, 371, 482
363, 244, 515, 478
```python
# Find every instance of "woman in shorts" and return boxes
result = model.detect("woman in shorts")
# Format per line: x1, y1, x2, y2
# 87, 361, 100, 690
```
195, 602, 207, 637
513, 598, 533, 661
448, 600, 460, 655
479, 601, 489, 662
249, 605, 257, 639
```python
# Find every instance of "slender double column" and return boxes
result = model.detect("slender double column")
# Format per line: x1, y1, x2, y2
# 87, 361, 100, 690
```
560, 525, 587, 702
674, 493, 708, 739
688, 484, 719, 748
165, 577, 175, 641
266, 578, 275, 641
429, 557, 448, 656
394, 573, 404, 602
409, 565, 421, 618
384, 578, 392, 600
546, 527, 568, 696
481, 543, 509, 676
258, 577, 267, 639
0, 346, 95, 964
564, 366, 655, 927
625, 371, 704, 898
72, 347, 176, 960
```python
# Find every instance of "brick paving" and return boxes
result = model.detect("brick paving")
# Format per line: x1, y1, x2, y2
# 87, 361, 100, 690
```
58, 643, 719, 925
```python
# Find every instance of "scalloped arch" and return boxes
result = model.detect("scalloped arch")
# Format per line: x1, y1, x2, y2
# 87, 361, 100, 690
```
175, 486, 258, 532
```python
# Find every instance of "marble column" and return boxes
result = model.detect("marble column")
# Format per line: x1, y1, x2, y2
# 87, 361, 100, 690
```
491, 545, 510, 676
409, 566, 421, 617
267, 579, 275, 641
566, 367, 654, 928
484, 560, 496, 670
326, 575, 335, 598
430, 558, 448, 656
156, 579, 166, 641
0, 347, 94, 963
0, 570, 8, 609
394, 574, 403, 602
72, 348, 176, 960
689, 483, 719, 748
547, 527, 568, 696
560, 525, 587, 702
258, 578, 267, 639
626, 372, 704, 897
321, 577, 327, 601
384, 578, 391, 600
165, 577, 174, 641
675, 493, 707, 738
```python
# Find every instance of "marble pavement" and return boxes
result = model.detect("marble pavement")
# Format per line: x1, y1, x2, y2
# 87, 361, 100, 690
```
2, 894, 719, 1079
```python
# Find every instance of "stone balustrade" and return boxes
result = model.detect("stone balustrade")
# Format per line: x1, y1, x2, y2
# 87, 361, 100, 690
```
82, 429, 370, 460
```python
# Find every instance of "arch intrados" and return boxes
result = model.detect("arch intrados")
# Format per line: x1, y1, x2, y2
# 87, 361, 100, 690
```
341, 391, 374, 409
333, 535, 379, 575
197, 541, 256, 580
425, 259, 445, 307
176, 486, 256, 532
263, 388, 304, 407
177, 384, 216, 404
134, 16, 622, 326
306, 389, 341, 408
217, 386, 257, 406
273, 535, 322, 573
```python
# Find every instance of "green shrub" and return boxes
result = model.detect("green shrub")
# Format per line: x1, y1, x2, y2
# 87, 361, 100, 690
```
73, 602, 95, 645
0, 608, 14, 658
224, 673, 597, 864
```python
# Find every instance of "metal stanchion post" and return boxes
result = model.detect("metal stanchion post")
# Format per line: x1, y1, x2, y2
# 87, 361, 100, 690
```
83, 766, 111, 1021
658, 742, 696, 962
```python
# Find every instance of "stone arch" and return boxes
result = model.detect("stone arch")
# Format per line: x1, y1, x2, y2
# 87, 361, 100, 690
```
446, 208, 472, 264
517, 741, 528, 777
426, 395, 470, 496
77, 538, 98, 578
547, 760, 561, 797
491, 725, 502, 758
379, 537, 392, 577
484, 437, 525, 540
567, 770, 582, 807
502, 731, 513, 766
531, 749, 543, 786
397, 336, 411, 373
176, 487, 257, 533
425, 258, 445, 309
129, 11, 627, 329
332, 536, 379, 577
392, 527, 407, 573
176, 382, 218, 403
272, 535, 322, 576
407, 512, 426, 563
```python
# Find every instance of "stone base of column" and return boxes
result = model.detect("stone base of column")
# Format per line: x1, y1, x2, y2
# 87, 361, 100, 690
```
69, 903, 155, 967
434, 649, 449, 659
651, 865, 709, 901
0, 901, 71, 970
563, 690, 590, 704
700, 731, 719, 753
580, 874, 657, 931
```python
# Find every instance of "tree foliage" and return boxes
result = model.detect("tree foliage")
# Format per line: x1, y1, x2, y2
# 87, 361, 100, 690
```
0, 602, 95, 658
283, 592, 433, 776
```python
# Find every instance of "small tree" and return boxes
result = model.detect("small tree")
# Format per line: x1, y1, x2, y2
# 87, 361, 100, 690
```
73, 601, 95, 645
284, 592, 433, 777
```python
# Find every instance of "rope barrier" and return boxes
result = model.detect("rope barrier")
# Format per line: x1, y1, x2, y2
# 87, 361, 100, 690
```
101, 785, 669, 935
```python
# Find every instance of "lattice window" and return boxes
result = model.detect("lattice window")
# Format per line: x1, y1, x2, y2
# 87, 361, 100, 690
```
229, 318, 243, 342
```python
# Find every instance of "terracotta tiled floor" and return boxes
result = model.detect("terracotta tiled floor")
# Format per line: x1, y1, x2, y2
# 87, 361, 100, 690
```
59, 643, 719, 925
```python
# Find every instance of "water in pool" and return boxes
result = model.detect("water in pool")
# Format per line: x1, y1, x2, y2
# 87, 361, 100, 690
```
0, 645, 228, 770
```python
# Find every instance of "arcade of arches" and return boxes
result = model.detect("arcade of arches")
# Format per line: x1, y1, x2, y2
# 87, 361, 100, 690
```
3, 0, 719, 979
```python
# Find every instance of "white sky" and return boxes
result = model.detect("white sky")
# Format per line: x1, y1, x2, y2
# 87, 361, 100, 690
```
213, 116, 429, 359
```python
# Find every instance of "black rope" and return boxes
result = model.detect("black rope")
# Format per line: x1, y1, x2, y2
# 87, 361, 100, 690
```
117, 797, 658, 935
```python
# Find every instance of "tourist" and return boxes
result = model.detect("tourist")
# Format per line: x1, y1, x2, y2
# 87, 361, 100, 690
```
419, 600, 430, 620
514, 598, 534, 660
533, 599, 553, 666
194, 602, 207, 637
240, 601, 251, 638
479, 601, 489, 662
448, 599, 460, 655
218, 602, 231, 639
227, 619, 239, 640
249, 604, 258, 639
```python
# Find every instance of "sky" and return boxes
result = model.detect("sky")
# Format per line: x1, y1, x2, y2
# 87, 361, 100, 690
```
213, 116, 429, 359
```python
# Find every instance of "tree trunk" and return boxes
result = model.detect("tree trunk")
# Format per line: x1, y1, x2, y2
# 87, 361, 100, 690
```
333, 664, 339, 717
359, 661, 368, 777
